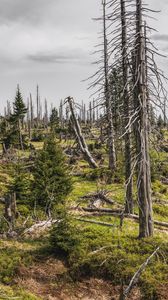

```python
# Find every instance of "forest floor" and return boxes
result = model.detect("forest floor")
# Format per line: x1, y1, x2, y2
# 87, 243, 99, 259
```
0, 132, 168, 299
0, 238, 142, 300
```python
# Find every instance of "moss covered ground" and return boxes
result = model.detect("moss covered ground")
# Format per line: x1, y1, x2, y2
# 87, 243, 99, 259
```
0, 131, 168, 299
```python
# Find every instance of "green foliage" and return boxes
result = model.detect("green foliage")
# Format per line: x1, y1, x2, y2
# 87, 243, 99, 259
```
153, 204, 168, 218
50, 107, 59, 131
0, 246, 27, 284
50, 209, 79, 256
32, 136, 72, 214
12, 86, 27, 120
85, 166, 124, 184
0, 284, 41, 300
31, 130, 45, 142
0, 215, 9, 233
50, 221, 168, 299
3, 86, 28, 150
85, 167, 113, 182
8, 160, 32, 203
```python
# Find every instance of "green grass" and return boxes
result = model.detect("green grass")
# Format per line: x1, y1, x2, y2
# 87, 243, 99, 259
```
0, 284, 41, 300
51, 218, 168, 299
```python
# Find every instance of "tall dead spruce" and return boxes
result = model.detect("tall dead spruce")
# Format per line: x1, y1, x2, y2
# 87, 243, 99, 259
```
87, 0, 116, 172
102, 0, 116, 171
107, 0, 166, 237
134, 0, 153, 237
120, 0, 133, 213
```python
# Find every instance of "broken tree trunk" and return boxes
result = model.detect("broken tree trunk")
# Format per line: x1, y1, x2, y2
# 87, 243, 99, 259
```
67, 96, 98, 168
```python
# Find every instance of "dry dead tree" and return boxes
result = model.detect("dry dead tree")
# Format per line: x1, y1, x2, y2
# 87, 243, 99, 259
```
120, 0, 134, 214
133, 0, 153, 238
119, 246, 160, 300
102, 0, 116, 171
66, 96, 98, 169
85, 0, 117, 172
107, 0, 167, 238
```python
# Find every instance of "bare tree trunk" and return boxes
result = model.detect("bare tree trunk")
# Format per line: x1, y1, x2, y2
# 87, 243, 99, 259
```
120, 0, 133, 214
4, 193, 17, 230
44, 99, 48, 130
67, 97, 98, 169
30, 93, 34, 130
27, 98, 31, 139
18, 118, 24, 150
89, 101, 92, 127
36, 85, 39, 128
59, 100, 64, 128
103, 0, 116, 171
134, 0, 153, 238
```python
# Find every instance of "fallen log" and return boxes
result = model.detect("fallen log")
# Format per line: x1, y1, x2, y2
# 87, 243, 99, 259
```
80, 191, 116, 205
82, 207, 124, 214
75, 217, 119, 227
22, 219, 58, 236
81, 207, 168, 228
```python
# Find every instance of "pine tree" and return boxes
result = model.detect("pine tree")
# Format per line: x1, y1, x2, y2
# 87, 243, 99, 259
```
33, 136, 72, 216
9, 161, 31, 202
13, 86, 27, 120
50, 107, 59, 131
10, 85, 27, 150
5, 160, 31, 228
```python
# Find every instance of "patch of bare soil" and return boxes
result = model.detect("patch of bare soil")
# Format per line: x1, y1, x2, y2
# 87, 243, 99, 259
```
156, 284, 168, 300
16, 257, 142, 300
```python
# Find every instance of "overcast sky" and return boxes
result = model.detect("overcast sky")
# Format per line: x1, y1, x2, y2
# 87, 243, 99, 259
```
0, 0, 168, 113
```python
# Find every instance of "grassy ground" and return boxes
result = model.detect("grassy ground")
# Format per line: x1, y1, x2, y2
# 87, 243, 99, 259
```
0, 131, 168, 299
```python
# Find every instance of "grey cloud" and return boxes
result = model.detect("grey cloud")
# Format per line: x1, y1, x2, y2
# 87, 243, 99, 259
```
152, 34, 168, 42
0, 0, 57, 25
27, 50, 89, 64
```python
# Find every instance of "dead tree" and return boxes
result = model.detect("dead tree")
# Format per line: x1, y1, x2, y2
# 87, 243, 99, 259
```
134, 0, 153, 237
44, 99, 48, 130
85, 0, 116, 171
59, 100, 64, 128
27, 98, 31, 139
120, 0, 133, 213
103, 0, 116, 171
30, 93, 34, 129
4, 193, 17, 231
36, 85, 39, 128
67, 96, 98, 169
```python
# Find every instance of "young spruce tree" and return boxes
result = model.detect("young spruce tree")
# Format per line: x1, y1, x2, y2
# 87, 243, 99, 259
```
33, 135, 72, 217
10, 85, 27, 150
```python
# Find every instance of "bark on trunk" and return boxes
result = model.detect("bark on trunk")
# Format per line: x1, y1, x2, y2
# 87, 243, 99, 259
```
4, 193, 17, 230
134, 0, 153, 238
